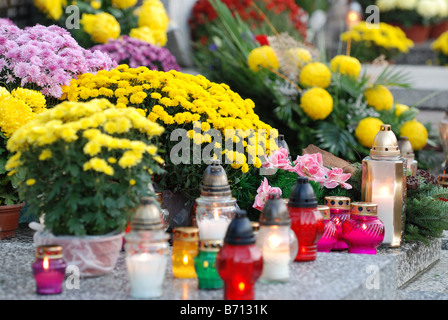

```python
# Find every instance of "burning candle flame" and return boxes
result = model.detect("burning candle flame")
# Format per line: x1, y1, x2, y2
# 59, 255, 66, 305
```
183, 255, 189, 265
213, 209, 219, 220
361, 223, 367, 231
379, 186, 390, 196
43, 257, 49, 270
238, 282, 245, 292
347, 11, 361, 23
267, 233, 281, 249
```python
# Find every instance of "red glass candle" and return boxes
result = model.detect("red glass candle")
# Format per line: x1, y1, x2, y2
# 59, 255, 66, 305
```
32, 245, 67, 295
342, 202, 385, 255
316, 205, 337, 252
216, 210, 263, 300
288, 177, 324, 261
325, 196, 351, 251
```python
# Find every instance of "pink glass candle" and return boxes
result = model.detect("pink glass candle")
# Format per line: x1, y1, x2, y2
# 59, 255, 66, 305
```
325, 196, 351, 251
316, 205, 337, 252
342, 202, 385, 255
32, 245, 67, 295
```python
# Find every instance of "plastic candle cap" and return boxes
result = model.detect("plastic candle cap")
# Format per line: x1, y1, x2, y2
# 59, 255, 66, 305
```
224, 209, 256, 245
200, 160, 232, 197
288, 177, 318, 208
398, 137, 415, 159
370, 124, 400, 158
130, 196, 165, 231
260, 193, 290, 226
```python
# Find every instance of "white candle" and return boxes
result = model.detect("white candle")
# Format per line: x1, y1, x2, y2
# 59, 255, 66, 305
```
260, 233, 290, 281
126, 253, 168, 299
371, 186, 394, 244
197, 218, 230, 241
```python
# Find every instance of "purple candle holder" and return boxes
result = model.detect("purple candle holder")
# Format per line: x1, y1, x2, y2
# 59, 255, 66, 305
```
342, 202, 385, 255
325, 196, 351, 251
316, 205, 337, 252
32, 245, 67, 295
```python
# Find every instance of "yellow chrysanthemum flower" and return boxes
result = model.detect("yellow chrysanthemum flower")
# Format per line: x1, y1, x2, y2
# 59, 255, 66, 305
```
11, 88, 47, 113
299, 62, 332, 88
330, 55, 362, 78
364, 85, 394, 111
138, 0, 170, 30
111, 0, 137, 9
26, 179, 36, 186
285, 47, 313, 68
394, 103, 410, 116
33, 0, 66, 20
129, 26, 167, 47
432, 30, 448, 55
247, 46, 280, 72
355, 117, 384, 148
0, 96, 36, 138
81, 12, 121, 44
399, 119, 428, 151
300, 87, 333, 121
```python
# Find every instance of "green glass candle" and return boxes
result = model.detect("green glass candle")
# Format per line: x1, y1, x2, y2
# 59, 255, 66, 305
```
194, 240, 223, 290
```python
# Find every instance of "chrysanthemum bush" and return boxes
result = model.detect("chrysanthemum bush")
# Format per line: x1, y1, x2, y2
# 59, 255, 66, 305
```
5, 98, 165, 236
191, 1, 431, 167
0, 86, 48, 205
0, 21, 115, 99
340, 22, 414, 62
91, 36, 180, 71
33, 0, 170, 49
60, 64, 281, 213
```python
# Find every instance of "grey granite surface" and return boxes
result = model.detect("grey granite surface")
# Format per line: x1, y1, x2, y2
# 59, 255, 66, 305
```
0, 224, 444, 300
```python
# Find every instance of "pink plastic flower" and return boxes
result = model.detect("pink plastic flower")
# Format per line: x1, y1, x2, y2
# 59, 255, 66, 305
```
322, 167, 352, 189
253, 177, 282, 211
292, 153, 328, 182
262, 147, 294, 171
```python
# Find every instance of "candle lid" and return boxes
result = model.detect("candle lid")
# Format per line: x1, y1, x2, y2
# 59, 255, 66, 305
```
173, 227, 199, 242
260, 193, 291, 225
130, 196, 165, 231
398, 136, 415, 160
317, 205, 331, 220
278, 134, 290, 154
224, 209, 256, 245
350, 202, 378, 216
199, 239, 223, 252
324, 196, 351, 210
35, 245, 63, 259
438, 174, 448, 187
200, 160, 232, 197
370, 124, 401, 158
288, 177, 318, 208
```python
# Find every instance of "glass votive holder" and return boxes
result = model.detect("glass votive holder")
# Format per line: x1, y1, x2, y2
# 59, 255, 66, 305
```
32, 245, 67, 295
194, 239, 223, 290
316, 205, 337, 252
172, 227, 199, 279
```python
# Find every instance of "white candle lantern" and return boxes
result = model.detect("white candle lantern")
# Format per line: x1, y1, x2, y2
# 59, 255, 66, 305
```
361, 124, 407, 247
195, 161, 237, 241
125, 196, 170, 299
398, 137, 418, 176
256, 193, 298, 283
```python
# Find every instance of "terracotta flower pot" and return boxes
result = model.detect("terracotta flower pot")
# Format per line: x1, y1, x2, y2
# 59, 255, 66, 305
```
0, 202, 25, 239
429, 20, 448, 39
392, 24, 430, 44
33, 231, 124, 277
